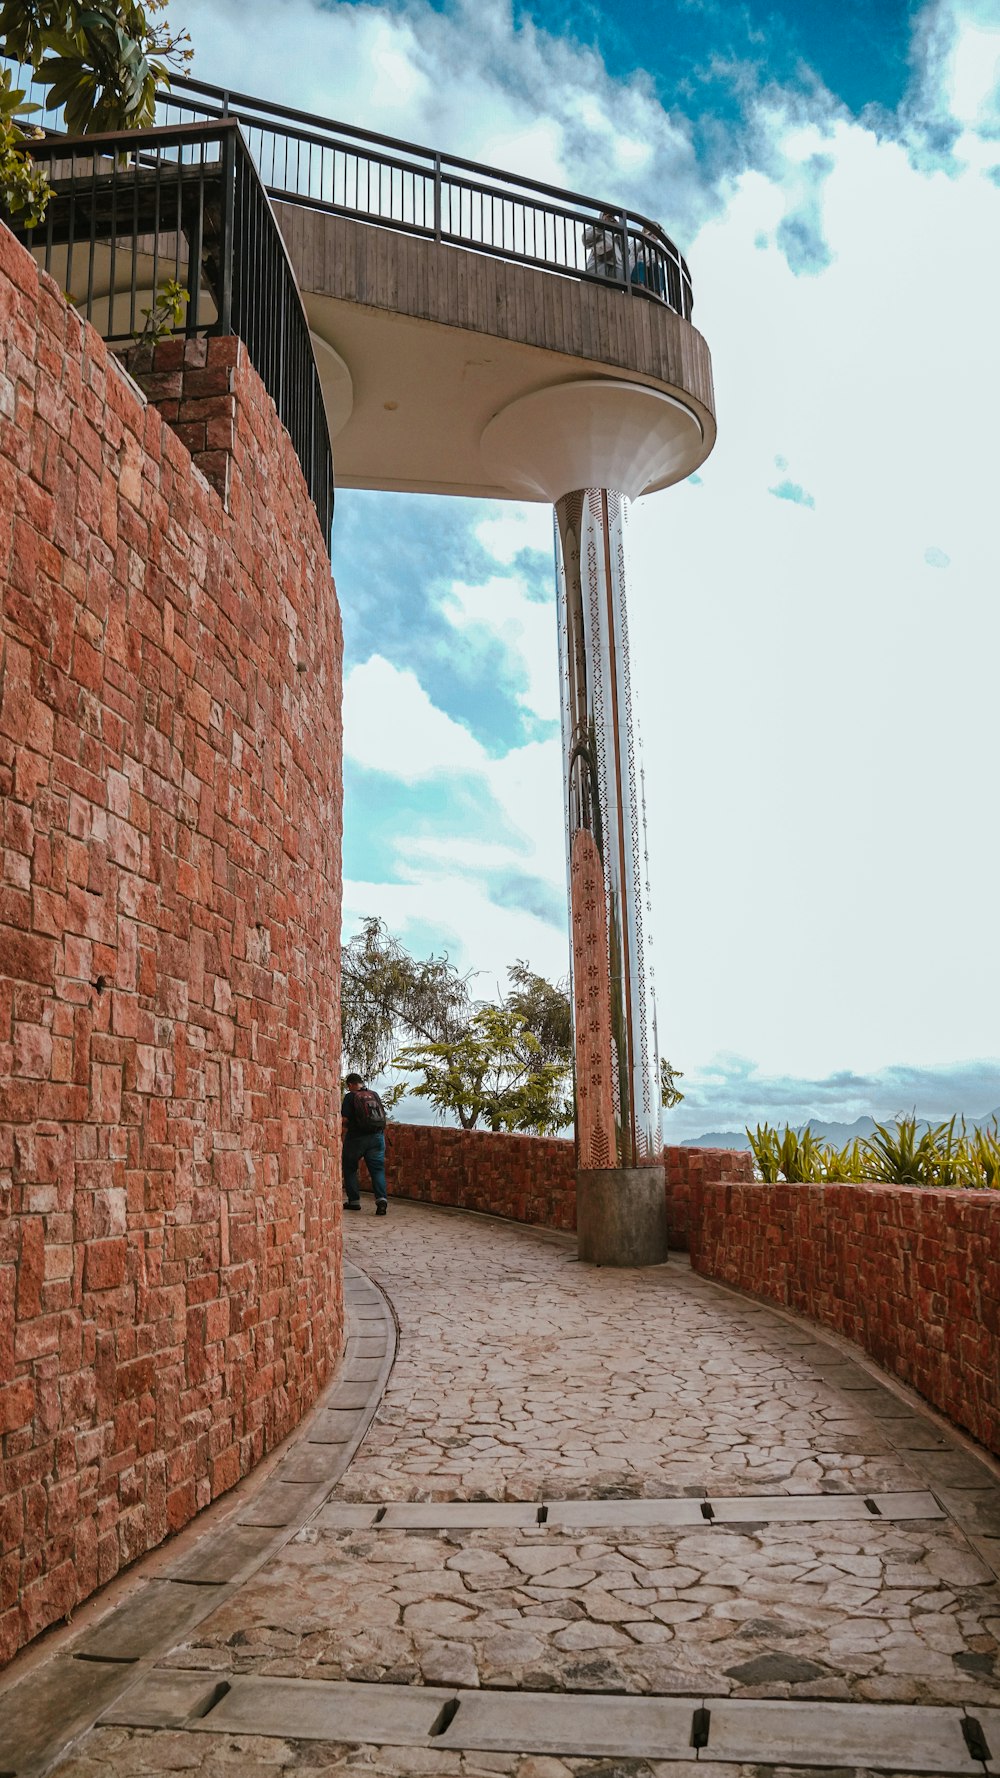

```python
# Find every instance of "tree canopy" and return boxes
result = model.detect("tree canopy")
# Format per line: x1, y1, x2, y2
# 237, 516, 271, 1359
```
1, 1, 192, 224
340, 916, 683, 1136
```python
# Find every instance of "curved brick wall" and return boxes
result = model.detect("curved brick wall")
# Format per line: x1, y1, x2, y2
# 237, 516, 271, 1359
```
384, 1122, 751, 1240
689, 1179, 1000, 1457
0, 226, 344, 1663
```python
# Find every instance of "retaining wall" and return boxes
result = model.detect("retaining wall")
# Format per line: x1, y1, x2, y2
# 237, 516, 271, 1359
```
689, 1179, 1000, 1457
0, 225, 344, 1664
384, 1123, 752, 1241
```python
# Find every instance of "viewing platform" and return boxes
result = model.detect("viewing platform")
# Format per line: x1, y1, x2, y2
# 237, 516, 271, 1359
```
10, 67, 716, 506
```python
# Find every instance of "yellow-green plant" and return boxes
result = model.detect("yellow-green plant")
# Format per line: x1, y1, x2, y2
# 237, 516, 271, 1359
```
747, 1123, 781, 1181
967, 1121, 1000, 1190
820, 1138, 867, 1182
0, 68, 50, 224
863, 1114, 951, 1185
133, 274, 187, 342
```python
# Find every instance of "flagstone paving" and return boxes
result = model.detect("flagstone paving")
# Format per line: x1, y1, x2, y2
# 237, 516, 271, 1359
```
16, 1198, 1000, 1777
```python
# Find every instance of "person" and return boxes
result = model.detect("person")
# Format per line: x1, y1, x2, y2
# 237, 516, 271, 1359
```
582, 208, 625, 282
630, 225, 667, 298
342, 1071, 389, 1215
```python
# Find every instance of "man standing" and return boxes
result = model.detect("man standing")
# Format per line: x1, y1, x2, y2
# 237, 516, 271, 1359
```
342, 1072, 389, 1215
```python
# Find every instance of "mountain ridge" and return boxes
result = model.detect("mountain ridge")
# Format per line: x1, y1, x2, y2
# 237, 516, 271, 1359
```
683, 1110, 1000, 1151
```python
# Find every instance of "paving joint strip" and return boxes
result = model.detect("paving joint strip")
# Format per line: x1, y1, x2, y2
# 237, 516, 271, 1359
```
96, 1670, 997, 1770
0, 1261, 396, 1778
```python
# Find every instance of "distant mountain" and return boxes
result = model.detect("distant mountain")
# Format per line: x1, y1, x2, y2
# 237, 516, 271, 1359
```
685, 1111, 1000, 1151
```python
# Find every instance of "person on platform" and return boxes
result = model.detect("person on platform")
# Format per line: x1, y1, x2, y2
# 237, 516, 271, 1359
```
342, 1072, 389, 1215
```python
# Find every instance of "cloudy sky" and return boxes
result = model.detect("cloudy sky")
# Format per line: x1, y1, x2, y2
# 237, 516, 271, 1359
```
180, 0, 1000, 1138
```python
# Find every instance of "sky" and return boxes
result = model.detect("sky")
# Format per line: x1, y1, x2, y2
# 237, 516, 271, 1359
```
177, 0, 1000, 1138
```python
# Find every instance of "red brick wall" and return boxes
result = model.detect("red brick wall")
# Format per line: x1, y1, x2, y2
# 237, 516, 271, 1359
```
688, 1179, 1000, 1456
664, 1144, 753, 1249
386, 1123, 578, 1230
0, 225, 344, 1664
384, 1123, 751, 1243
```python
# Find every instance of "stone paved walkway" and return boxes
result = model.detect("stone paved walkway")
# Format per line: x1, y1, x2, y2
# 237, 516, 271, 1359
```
10, 1198, 1000, 1778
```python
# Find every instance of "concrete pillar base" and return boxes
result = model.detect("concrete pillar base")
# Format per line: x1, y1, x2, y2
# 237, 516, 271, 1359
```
576, 1165, 668, 1267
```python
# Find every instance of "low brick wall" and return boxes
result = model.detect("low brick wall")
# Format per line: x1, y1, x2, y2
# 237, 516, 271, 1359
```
386, 1124, 577, 1230
383, 1124, 751, 1244
1, 227, 343, 1664
689, 1179, 1000, 1456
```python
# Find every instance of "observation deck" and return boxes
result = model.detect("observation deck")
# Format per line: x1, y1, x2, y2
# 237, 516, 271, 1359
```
8, 68, 716, 506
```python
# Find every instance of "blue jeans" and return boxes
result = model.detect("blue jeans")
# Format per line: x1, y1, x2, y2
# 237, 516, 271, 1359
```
343, 1131, 387, 1204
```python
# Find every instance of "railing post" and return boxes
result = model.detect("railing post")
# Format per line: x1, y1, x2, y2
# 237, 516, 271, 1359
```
433, 152, 442, 243
219, 125, 236, 336
621, 210, 632, 293
221, 90, 231, 117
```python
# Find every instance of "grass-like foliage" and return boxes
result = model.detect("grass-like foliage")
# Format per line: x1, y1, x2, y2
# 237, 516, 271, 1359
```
746, 1115, 1000, 1190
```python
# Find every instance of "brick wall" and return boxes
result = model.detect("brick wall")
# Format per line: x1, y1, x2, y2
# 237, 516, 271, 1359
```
0, 224, 344, 1664
383, 1123, 751, 1243
386, 1123, 578, 1230
688, 1179, 1000, 1457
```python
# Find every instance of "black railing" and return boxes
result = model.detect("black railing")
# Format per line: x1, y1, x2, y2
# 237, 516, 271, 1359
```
11, 118, 334, 538
4, 58, 694, 320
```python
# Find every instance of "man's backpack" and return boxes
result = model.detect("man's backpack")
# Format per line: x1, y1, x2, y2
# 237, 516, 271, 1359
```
348, 1087, 387, 1134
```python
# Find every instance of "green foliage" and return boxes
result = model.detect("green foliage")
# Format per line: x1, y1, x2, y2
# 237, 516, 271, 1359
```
747, 1114, 1000, 1190
340, 916, 473, 1083
133, 274, 187, 342
340, 919, 575, 1135
395, 1003, 573, 1135
0, 68, 50, 225
660, 1058, 684, 1109
0, 0, 192, 137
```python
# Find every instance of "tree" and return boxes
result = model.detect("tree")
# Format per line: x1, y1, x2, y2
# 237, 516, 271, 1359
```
395, 1003, 574, 1135
0, 0, 192, 223
1, 70, 49, 226
0, 0, 192, 134
340, 916, 472, 1081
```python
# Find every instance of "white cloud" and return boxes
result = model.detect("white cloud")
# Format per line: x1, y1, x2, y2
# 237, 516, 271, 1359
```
343, 656, 484, 781
443, 576, 559, 722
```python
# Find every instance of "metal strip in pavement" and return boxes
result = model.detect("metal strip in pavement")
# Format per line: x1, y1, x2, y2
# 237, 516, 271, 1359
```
314, 1491, 943, 1533
98, 1674, 991, 1769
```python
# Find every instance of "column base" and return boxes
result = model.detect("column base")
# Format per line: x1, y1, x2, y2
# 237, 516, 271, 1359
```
576, 1165, 668, 1267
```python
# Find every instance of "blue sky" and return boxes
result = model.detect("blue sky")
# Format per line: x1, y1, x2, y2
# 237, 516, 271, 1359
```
181, 0, 1000, 1136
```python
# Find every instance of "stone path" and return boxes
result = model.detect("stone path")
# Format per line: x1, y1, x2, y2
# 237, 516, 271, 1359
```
5, 1197, 1000, 1778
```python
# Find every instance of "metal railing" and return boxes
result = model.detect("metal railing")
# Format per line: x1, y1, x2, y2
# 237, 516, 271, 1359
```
13, 119, 334, 538
4, 58, 694, 320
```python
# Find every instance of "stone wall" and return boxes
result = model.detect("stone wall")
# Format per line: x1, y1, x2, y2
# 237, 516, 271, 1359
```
0, 225, 344, 1664
384, 1123, 751, 1243
689, 1179, 1000, 1456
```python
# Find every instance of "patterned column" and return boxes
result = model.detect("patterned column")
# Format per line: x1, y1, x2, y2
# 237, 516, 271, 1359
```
555, 489, 661, 1170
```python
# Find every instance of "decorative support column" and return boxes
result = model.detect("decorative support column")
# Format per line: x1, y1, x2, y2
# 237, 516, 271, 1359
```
480, 376, 711, 1263
555, 489, 667, 1265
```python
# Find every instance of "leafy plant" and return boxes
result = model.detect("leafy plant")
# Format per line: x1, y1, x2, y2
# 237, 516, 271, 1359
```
863, 1114, 949, 1185
660, 1058, 684, 1109
820, 1138, 867, 1182
747, 1123, 782, 1182
133, 274, 187, 342
0, 67, 50, 225
0, 0, 192, 137
968, 1121, 1000, 1190
395, 1003, 573, 1135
